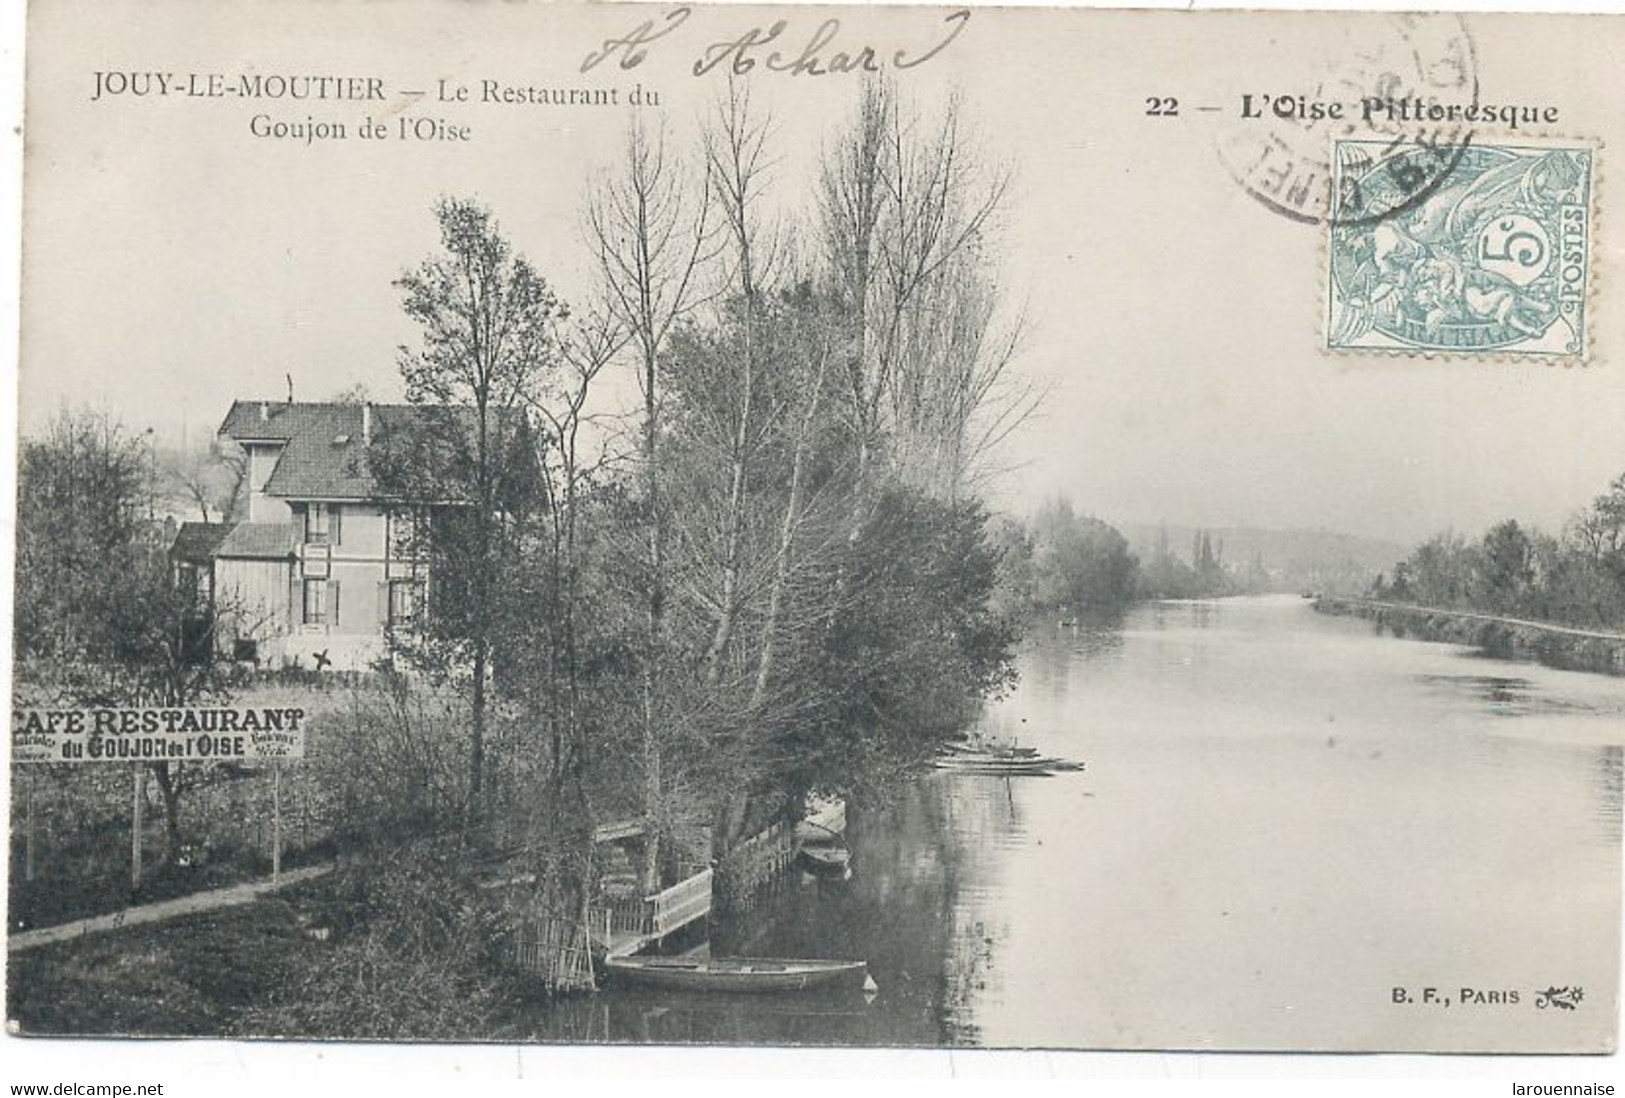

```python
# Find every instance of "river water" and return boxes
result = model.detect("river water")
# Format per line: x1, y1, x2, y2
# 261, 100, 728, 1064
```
528, 595, 1624, 1051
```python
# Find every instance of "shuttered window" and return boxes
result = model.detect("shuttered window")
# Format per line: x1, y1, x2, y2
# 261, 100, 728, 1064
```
302, 578, 327, 624
305, 504, 329, 545
304, 503, 344, 546
388, 580, 419, 625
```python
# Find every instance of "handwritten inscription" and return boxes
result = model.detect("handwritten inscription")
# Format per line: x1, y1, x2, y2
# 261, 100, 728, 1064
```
581, 6, 972, 77
581, 7, 694, 73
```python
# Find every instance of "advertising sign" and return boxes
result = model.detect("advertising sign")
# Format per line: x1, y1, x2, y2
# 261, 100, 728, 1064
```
11, 707, 307, 764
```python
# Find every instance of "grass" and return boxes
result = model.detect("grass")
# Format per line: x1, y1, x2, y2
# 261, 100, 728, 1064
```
8, 860, 535, 1041
7, 896, 312, 1036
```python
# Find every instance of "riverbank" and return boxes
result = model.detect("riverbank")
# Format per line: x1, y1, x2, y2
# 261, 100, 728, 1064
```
1313, 597, 1625, 677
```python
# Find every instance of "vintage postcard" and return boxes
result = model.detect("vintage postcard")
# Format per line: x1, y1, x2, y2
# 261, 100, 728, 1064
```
7, 0, 1625, 1059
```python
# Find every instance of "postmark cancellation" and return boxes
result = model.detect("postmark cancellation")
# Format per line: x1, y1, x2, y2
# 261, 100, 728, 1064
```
1325, 137, 1596, 362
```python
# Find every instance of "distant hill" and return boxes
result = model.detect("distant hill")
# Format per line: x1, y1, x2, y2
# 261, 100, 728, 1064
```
1122, 523, 1408, 596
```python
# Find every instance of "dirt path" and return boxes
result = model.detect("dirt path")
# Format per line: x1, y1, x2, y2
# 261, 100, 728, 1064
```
8, 864, 334, 953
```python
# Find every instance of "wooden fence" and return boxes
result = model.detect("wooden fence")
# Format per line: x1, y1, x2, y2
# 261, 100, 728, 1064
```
716, 820, 798, 909
512, 908, 606, 993
605, 891, 653, 937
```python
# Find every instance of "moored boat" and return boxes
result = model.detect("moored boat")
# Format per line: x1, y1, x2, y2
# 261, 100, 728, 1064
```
934, 754, 1082, 775
795, 795, 848, 842
798, 843, 852, 875
935, 739, 1083, 776
942, 741, 1040, 759
604, 954, 869, 993
935, 757, 1053, 773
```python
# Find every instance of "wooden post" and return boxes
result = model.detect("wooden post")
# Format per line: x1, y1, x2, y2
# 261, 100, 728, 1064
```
131, 765, 144, 890
24, 770, 37, 883
271, 761, 283, 884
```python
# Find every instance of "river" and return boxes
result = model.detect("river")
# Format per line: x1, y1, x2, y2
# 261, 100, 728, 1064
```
526, 595, 1624, 1051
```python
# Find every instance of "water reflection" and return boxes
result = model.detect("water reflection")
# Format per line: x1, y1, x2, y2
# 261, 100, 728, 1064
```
1415, 669, 1605, 719
1591, 747, 1623, 845
522, 596, 1624, 1050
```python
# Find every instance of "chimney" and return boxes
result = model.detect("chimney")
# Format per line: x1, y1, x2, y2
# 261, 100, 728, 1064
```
259, 402, 270, 423
363, 402, 372, 445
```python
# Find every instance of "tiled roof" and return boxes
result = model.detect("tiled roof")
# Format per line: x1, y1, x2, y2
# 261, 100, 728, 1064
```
169, 520, 296, 561
171, 521, 233, 562
220, 402, 378, 500
218, 400, 525, 502
215, 523, 298, 560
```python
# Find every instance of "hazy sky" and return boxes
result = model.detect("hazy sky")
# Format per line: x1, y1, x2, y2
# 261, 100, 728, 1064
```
20, 3, 1625, 545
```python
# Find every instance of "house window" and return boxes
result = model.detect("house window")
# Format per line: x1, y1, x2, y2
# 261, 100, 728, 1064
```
388, 580, 420, 626
304, 503, 343, 546
388, 507, 426, 558
175, 562, 202, 606
303, 578, 328, 625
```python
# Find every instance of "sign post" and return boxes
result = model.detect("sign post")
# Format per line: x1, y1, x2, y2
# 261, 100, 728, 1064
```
25, 770, 37, 883
271, 761, 282, 884
131, 764, 144, 890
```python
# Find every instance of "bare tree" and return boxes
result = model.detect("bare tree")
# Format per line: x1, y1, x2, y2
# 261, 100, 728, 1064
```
819, 80, 893, 484
819, 82, 1023, 501
527, 306, 625, 793
585, 116, 715, 891
166, 446, 246, 524
696, 80, 777, 686
751, 298, 840, 709
887, 257, 1042, 500
15, 409, 260, 866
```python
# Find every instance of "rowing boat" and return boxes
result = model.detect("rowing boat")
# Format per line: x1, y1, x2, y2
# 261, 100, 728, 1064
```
795, 795, 848, 842
942, 741, 1040, 759
798, 843, 852, 875
604, 954, 869, 993
934, 755, 1078, 773
934, 743, 1084, 776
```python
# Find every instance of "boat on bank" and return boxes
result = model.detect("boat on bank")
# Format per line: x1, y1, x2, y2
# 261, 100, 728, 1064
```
933, 743, 1084, 776
942, 741, 1041, 759
795, 796, 848, 843
603, 954, 870, 993
934, 759, 1059, 777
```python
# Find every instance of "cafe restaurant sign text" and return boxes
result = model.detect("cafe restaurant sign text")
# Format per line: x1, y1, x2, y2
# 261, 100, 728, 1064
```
11, 707, 307, 764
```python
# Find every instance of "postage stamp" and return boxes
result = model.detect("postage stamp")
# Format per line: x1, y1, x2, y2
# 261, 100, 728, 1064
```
1325, 137, 1595, 360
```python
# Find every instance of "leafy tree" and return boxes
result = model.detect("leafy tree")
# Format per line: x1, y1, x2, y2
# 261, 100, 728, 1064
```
388, 196, 563, 827
328, 383, 373, 405
1028, 499, 1139, 610
1382, 471, 1625, 628
783, 487, 1016, 799
1478, 520, 1536, 615
987, 516, 1037, 618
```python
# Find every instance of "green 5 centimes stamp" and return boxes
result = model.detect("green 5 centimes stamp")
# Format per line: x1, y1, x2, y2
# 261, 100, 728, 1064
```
1326, 138, 1594, 360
